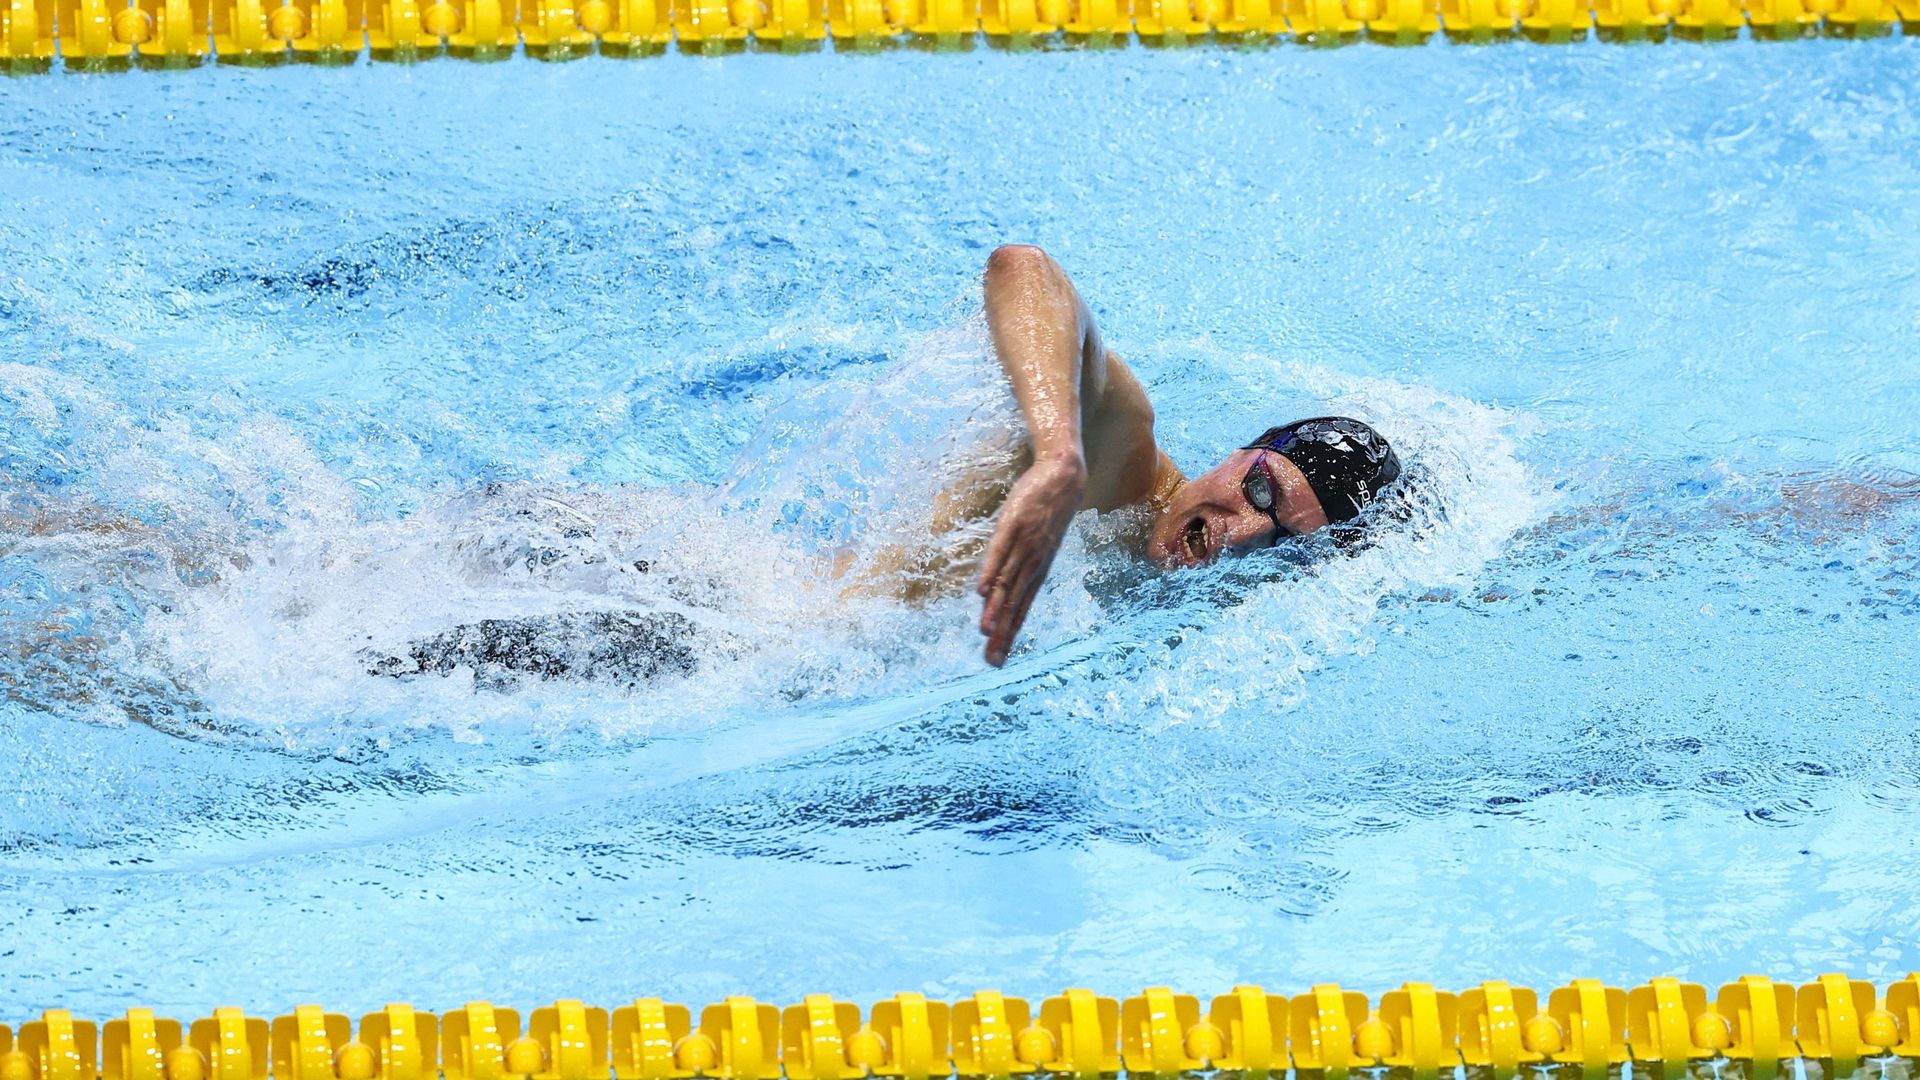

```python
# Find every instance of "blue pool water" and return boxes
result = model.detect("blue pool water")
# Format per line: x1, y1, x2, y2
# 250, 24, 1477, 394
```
2, 39, 1919, 1019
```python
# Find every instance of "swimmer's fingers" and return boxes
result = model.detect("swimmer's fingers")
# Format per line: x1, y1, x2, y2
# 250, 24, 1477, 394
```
978, 536, 1026, 664
978, 515, 1057, 666
975, 490, 1038, 616
975, 455, 1085, 666
982, 583, 1022, 666
976, 525, 1030, 648
976, 520, 1013, 599
984, 551, 1052, 667
977, 506, 1040, 600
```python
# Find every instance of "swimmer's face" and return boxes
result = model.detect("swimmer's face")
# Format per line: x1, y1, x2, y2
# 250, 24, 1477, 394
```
1145, 449, 1331, 568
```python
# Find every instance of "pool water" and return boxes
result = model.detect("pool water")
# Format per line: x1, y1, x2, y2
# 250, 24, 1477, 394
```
2, 40, 1919, 1017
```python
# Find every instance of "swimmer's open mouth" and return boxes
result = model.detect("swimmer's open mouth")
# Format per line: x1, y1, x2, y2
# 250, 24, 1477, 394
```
1182, 517, 1209, 563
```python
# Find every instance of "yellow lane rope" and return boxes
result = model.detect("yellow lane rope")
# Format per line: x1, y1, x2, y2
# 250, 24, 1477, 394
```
1, 0, 1911, 70
4, 975, 1920, 1080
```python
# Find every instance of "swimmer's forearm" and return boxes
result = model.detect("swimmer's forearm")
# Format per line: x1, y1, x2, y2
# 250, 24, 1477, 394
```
982, 245, 1102, 474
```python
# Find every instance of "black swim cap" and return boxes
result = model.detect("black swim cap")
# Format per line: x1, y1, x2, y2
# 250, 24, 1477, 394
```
1243, 416, 1401, 524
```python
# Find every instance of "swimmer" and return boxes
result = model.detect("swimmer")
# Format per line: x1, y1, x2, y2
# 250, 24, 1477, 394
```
961, 244, 1402, 665
363, 243, 1407, 684
2, 245, 1406, 709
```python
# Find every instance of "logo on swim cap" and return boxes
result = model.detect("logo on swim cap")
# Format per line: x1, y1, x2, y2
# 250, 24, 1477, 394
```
1243, 416, 1400, 524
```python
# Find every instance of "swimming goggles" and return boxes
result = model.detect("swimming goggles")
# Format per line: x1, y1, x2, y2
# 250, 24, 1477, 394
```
1240, 452, 1294, 547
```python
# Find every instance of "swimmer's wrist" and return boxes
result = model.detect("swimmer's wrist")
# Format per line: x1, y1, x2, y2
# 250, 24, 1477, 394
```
1035, 446, 1088, 482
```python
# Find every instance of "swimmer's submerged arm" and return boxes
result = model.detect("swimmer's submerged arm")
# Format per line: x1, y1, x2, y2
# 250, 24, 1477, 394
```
973, 244, 1162, 666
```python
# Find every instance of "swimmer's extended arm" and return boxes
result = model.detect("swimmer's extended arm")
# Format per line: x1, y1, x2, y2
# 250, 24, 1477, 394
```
975, 244, 1162, 666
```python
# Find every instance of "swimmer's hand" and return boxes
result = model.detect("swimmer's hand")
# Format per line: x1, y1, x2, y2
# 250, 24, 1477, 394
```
977, 450, 1086, 667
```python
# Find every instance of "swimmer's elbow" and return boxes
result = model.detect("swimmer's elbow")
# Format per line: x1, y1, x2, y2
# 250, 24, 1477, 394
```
985, 243, 1053, 280
985, 244, 1087, 343
985, 246, 1080, 309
